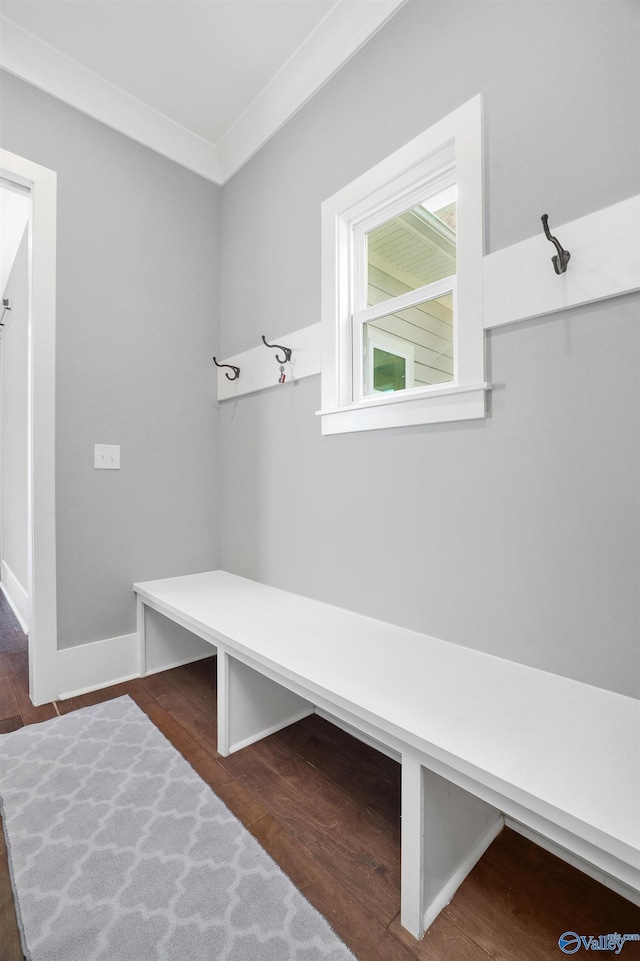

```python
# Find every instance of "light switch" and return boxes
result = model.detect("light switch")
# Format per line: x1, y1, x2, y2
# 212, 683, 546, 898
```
94, 444, 120, 469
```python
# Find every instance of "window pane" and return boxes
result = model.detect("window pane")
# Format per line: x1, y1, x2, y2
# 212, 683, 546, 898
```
373, 348, 406, 393
363, 292, 454, 396
367, 188, 456, 308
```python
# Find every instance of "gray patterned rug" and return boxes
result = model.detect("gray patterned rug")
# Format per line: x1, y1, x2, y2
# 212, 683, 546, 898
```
0, 695, 356, 961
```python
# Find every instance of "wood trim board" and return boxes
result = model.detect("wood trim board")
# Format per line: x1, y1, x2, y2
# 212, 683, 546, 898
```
214, 195, 639, 401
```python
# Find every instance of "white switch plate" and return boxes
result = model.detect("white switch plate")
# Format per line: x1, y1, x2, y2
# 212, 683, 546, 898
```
94, 444, 120, 469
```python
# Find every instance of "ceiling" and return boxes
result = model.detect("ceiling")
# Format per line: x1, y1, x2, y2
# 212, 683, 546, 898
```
0, 0, 406, 184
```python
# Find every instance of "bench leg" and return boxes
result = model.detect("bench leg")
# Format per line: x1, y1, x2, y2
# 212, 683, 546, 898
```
401, 755, 503, 939
401, 756, 426, 939
137, 596, 146, 677
217, 649, 314, 757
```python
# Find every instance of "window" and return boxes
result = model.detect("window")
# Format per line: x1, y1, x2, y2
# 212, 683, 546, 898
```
319, 96, 488, 434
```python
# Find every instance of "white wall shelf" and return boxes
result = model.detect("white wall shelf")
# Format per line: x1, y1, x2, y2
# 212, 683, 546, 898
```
214, 195, 640, 403
215, 323, 321, 400
483, 195, 640, 330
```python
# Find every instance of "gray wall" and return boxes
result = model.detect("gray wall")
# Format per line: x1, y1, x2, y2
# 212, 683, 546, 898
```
0, 2, 637, 695
0, 70, 221, 648
219, 1, 640, 697
1, 228, 29, 597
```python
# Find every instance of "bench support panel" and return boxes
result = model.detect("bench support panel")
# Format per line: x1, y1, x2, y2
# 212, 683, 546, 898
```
401, 756, 503, 939
137, 596, 147, 676
217, 649, 314, 756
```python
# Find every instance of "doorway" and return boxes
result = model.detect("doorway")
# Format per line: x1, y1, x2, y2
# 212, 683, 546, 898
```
1, 178, 30, 632
0, 148, 58, 707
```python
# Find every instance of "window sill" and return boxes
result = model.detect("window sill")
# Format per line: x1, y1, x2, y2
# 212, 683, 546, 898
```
317, 382, 491, 435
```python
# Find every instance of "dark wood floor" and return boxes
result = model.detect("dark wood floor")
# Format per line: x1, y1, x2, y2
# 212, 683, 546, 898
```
1, 594, 638, 960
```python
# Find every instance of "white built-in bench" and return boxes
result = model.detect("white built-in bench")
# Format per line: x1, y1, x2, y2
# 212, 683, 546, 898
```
134, 570, 640, 939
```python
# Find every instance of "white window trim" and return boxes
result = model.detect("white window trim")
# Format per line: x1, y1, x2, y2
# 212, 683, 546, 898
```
319, 95, 488, 435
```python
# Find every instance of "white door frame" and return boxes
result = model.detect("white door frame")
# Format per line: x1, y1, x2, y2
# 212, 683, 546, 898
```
0, 148, 57, 706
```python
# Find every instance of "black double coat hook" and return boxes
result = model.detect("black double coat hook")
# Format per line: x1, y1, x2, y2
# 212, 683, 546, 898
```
213, 357, 240, 381
541, 214, 570, 275
261, 335, 292, 364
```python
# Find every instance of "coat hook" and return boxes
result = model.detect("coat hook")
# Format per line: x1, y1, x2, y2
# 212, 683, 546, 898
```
541, 214, 570, 275
261, 335, 291, 364
213, 356, 240, 381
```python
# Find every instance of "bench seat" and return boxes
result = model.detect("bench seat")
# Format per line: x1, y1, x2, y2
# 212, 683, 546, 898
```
134, 569, 640, 938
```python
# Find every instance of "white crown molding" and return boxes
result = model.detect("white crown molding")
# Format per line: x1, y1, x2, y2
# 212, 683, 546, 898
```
0, 2, 407, 185
0, 17, 223, 182
215, 0, 408, 183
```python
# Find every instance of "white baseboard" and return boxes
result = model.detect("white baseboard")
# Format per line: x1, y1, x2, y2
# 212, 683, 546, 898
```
57, 672, 141, 701
0, 560, 29, 633
59, 649, 216, 700
53, 632, 140, 702
28, 612, 219, 705
49, 636, 216, 704
142, 649, 214, 678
